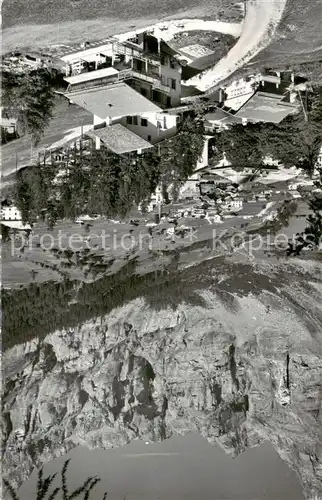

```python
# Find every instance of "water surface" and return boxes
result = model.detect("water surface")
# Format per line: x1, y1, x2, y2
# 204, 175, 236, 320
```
19, 433, 304, 499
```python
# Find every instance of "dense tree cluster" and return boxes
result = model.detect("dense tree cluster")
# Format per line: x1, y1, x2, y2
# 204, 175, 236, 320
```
213, 86, 322, 176
2, 255, 208, 349
2, 68, 65, 144
305, 166, 322, 246
209, 86, 322, 247
14, 149, 161, 227
14, 116, 205, 226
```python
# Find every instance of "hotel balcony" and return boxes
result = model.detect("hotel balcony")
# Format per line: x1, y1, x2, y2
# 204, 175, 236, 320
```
112, 41, 162, 66
112, 40, 180, 70
64, 66, 173, 97
116, 68, 171, 94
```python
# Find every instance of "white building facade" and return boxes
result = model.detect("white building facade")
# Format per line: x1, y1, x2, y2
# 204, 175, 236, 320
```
317, 145, 322, 168
120, 111, 178, 144
223, 76, 259, 111
1, 206, 22, 221
62, 33, 182, 108
223, 71, 296, 111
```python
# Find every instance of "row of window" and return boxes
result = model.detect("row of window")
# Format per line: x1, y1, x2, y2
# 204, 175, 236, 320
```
126, 116, 148, 126
227, 86, 251, 97
126, 116, 169, 130
160, 55, 177, 70
160, 77, 176, 90
139, 86, 172, 107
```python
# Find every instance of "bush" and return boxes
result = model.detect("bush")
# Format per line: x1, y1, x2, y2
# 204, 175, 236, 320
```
4, 459, 108, 500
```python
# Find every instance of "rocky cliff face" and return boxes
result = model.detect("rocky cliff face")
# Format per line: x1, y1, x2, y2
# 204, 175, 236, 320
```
2, 256, 322, 499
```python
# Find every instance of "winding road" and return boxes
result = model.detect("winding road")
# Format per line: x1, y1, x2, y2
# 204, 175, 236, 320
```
186, 0, 288, 91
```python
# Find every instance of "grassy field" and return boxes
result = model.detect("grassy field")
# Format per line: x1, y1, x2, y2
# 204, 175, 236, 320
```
3, 0, 242, 28
199, 0, 322, 88
1, 193, 299, 291
2, 0, 242, 53
1, 212, 238, 288
2, 202, 315, 350
250, 0, 322, 79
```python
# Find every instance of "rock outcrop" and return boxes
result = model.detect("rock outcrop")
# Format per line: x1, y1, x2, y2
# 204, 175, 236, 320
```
2, 257, 322, 499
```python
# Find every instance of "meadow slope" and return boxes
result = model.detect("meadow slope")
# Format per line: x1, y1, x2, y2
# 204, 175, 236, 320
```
2, 0, 242, 53
186, 0, 288, 90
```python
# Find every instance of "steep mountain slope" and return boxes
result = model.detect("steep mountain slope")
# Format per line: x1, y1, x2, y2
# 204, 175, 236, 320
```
2, 256, 322, 499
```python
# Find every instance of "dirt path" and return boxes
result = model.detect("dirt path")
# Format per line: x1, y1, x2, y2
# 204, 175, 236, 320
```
186, 0, 288, 91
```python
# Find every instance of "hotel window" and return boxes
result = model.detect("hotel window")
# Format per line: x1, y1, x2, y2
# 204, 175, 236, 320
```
148, 135, 152, 141
171, 78, 176, 90
126, 116, 133, 125
133, 116, 138, 125
141, 118, 148, 127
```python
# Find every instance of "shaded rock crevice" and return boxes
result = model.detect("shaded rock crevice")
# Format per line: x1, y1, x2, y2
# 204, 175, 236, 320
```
2, 259, 322, 500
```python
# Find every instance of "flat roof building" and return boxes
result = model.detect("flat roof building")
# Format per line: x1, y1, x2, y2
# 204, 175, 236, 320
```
235, 92, 298, 124
65, 82, 161, 121
204, 108, 244, 130
62, 32, 183, 108
60, 33, 183, 155
64, 67, 119, 91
